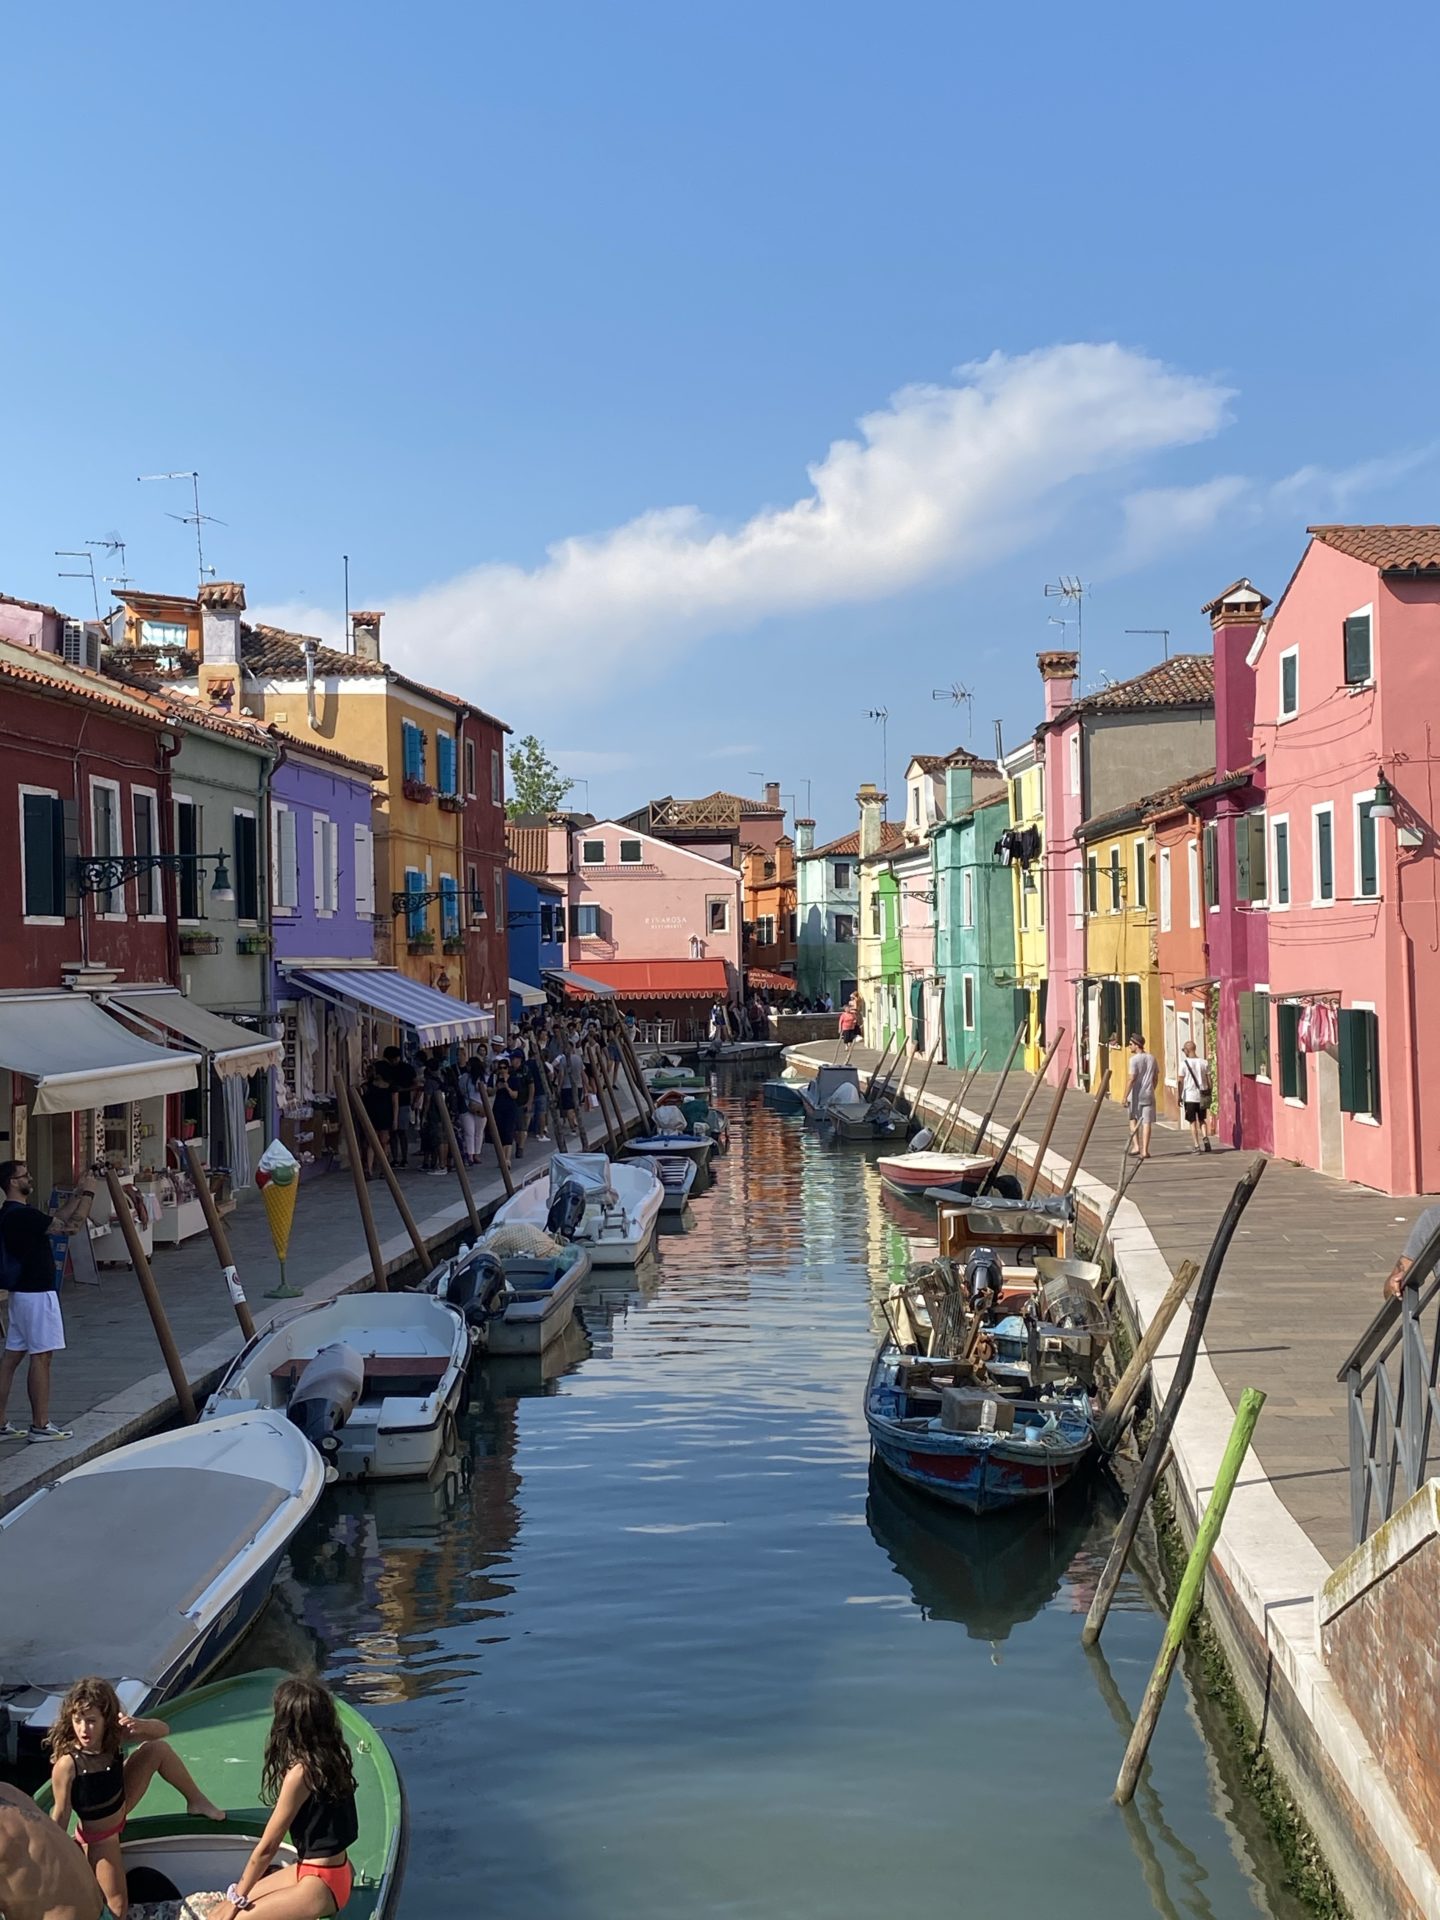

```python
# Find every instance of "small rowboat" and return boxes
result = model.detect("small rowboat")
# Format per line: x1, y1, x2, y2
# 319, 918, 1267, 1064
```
876, 1148, 994, 1198
37, 1668, 406, 1919
654, 1154, 699, 1214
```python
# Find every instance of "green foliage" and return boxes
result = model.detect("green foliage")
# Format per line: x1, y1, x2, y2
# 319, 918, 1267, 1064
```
506, 734, 573, 819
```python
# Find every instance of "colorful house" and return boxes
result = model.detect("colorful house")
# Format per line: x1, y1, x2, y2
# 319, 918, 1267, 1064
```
999, 739, 1047, 1071
932, 751, 1011, 1069
1251, 525, 1440, 1194
505, 867, 565, 1021
794, 819, 861, 1009
854, 784, 905, 1046
1146, 775, 1217, 1126
1076, 797, 1163, 1103
742, 831, 797, 988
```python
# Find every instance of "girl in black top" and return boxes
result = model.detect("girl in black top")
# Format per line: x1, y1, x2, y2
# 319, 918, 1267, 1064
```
218, 1676, 359, 1919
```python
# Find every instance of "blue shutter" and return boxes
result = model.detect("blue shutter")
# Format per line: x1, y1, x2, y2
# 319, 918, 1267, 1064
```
405, 867, 426, 938
438, 735, 457, 795
441, 876, 460, 939
401, 722, 419, 780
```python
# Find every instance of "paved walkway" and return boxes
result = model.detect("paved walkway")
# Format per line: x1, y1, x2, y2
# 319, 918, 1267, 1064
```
796, 1042, 1434, 1569
0, 1095, 638, 1517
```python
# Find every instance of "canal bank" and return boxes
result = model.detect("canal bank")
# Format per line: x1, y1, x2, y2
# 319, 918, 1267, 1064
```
786, 1042, 1440, 1918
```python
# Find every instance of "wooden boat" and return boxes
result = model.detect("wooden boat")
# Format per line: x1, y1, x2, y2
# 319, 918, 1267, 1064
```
37, 1668, 405, 1919
0, 1412, 326, 1760
653, 1154, 699, 1213
495, 1152, 663, 1266
204, 1291, 475, 1482
876, 1147, 994, 1198
643, 1062, 707, 1091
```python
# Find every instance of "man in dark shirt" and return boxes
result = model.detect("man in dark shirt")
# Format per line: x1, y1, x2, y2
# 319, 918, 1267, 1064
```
382, 1046, 417, 1169
0, 1160, 95, 1443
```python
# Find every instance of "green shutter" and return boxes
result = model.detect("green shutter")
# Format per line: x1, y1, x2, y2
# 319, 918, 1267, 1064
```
1338, 1009, 1362, 1114
1344, 614, 1372, 685
1273, 822, 1289, 906
1318, 811, 1334, 899
1278, 1003, 1307, 1102
1255, 991, 1271, 1080
1365, 1012, 1381, 1121
1123, 979, 1143, 1039
1203, 822, 1218, 907
1358, 801, 1378, 897
1234, 815, 1251, 903
1238, 991, 1257, 1074
1250, 815, 1267, 900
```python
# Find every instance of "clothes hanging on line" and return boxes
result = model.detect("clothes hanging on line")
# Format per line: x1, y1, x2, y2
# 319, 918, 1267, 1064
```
994, 826, 1041, 869
1297, 1000, 1338, 1053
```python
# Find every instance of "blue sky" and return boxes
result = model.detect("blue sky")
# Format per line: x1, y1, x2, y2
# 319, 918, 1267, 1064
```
6, 0, 1437, 837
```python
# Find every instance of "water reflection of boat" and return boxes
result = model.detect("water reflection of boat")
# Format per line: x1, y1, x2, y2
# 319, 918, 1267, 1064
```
484, 1314, 592, 1398
865, 1461, 1106, 1640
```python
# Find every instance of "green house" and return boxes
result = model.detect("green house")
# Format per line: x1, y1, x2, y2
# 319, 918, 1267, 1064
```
932, 753, 1013, 1068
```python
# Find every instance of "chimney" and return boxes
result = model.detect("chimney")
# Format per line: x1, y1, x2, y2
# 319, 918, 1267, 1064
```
794, 817, 815, 858
198, 581, 245, 664
764, 781, 781, 810
944, 759, 974, 819
1203, 578, 1270, 776
857, 782, 885, 859
1037, 648, 1079, 723
351, 610, 384, 663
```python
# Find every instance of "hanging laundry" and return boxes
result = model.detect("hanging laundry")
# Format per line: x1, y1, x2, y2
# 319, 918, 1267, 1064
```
1310, 1000, 1338, 1052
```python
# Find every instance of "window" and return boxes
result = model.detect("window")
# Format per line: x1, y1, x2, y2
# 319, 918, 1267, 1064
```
1068, 732, 1081, 798
1235, 812, 1267, 904
491, 749, 502, 806
1018, 867, 1030, 931
464, 739, 477, 798
755, 914, 776, 946
354, 823, 374, 917
540, 902, 559, 944
1355, 794, 1379, 900
1313, 804, 1335, 904
763, 858, 776, 880
175, 797, 201, 919
233, 809, 260, 922
436, 733, 458, 796
311, 814, 338, 914
21, 789, 65, 920
619, 839, 644, 864
572, 903, 601, 938
401, 719, 426, 782
1344, 608, 1373, 687
1022, 868, 1041, 930
1271, 817, 1290, 908
1159, 847, 1172, 932
1086, 853, 1099, 915
786, 911, 797, 943
1010, 776, 1023, 821
1239, 989, 1271, 1079
140, 618, 188, 651
271, 804, 299, 912
1279, 648, 1299, 720
1133, 842, 1148, 910
834, 912, 855, 944
1202, 821, 1218, 910
1339, 1007, 1381, 1118
962, 973, 976, 1030
440, 875, 460, 940
910, 786, 920, 825
1277, 1002, 1307, 1102
1107, 845, 1123, 913
1099, 979, 1122, 1043
869, 892, 881, 937
90, 779, 122, 915
707, 895, 731, 935
961, 869, 974, 928
1187, 839, 1200, 928
833, 862, 851, 890
131, 791, 160, 916
467, 865, 485, 920
404, 866, 427, 940
582, 839, 605, 865
494, 869, 506, 932
1123, 979, 1143, 1040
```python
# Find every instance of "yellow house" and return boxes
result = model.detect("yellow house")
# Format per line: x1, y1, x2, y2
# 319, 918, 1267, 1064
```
1000, 741, 1047, 1072
1077, 798, 1163, 1103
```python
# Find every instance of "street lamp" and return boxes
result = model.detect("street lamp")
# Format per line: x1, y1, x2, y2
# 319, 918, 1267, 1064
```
75, 847, 233, 900
1370, 770, 1397, 821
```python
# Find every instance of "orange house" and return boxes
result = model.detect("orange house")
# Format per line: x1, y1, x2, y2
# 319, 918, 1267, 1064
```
1147, 773, 1216, 1123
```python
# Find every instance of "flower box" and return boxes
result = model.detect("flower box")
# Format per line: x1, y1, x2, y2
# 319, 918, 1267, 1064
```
179, 932, 221, 956
236, 931, 272, 955
437, 791, 467, 813
442, 935, 466, 955
402, 777, 435, 803
407, 933, 437, 954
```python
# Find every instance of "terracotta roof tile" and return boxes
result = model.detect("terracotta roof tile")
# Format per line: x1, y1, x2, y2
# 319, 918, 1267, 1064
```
1052, 653, 1213, 725
0, 650, 169, 726
506, 824, 554, 875
243, 623, 385, 679
274, 733, 382, 781
198, 581, 247, 610
1307, 526, 1440, 572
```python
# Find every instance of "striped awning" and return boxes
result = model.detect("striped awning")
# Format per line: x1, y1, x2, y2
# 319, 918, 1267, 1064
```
544, 967, 617, 998
102, 987, 281, 1079
284, 967, 494, 1045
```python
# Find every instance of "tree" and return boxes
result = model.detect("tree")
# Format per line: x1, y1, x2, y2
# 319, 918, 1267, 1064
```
506, 734, 573, 819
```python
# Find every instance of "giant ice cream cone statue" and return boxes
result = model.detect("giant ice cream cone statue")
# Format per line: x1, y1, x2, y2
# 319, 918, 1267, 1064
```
256, 1138, 301, 1298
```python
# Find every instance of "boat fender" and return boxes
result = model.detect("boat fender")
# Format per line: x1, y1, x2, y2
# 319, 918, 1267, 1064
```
546, 1179, 587, 1242
908, 1128, 934, 1153
288, 1340, 364, 1455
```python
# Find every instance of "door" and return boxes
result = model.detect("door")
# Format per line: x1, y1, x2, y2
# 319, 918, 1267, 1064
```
1316, 1048, 1345, 1178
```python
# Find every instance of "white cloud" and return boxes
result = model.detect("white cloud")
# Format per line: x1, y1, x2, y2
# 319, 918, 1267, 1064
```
256, 344, 1233, 706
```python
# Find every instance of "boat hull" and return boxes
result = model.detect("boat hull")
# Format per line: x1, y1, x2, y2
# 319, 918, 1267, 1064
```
485, 1256, 588, 1355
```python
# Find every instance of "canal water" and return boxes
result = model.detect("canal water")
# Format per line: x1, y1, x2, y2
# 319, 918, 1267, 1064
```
249, 1079, 1309, 1918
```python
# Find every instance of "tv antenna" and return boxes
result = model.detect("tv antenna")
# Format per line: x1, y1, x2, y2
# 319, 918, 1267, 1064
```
1044, 575, 1087, 674
932, 681, 974, 737
1126, 626, 1171, 662
55, 550, 100, 619
138, 471, 226, 585
88, 533, 130, 596
868, 707, 890, 802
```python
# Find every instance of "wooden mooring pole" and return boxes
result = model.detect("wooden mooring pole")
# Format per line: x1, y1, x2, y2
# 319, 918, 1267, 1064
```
968, 1022, 1026, 1153
181, 1139, 256, 1342
937, 1049, 988, 1150
435, 1095, 482, 1238
1022, 1056, 1072, 1200
1093, 1259, 1198, 1453
1059, 1074, 1109, 1197
1113, 1386, 1266, 1805
336, 1083, 389, 1291
103, 1165, 197, 1422
976, 1029, 1065, 1193
348, 1085, 434, 1271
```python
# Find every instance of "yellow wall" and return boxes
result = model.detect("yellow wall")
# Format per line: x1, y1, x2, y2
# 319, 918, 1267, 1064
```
1083, 824, 1162, 1101
1007, 761, 1047, 1070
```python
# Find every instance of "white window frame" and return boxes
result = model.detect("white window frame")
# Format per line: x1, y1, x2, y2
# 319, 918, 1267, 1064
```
961, 868, 974, 929
89, 776, 125, 920
961, 971, 976, 1031
1158, 845, 1172, 933
233, 805, 259, 926
130, 786, 163, 921
619, 839, 644, 865
1351, 998, 1381, 1124
1187, 838, 1200, 929
833, 861, 850, 890
1353, 788, 1379, 901
1270, 814, 1291, 911
1278, 645, 1299, 722
582, 838, 605, 866
706, 893, 731, 936
833, 912, 855, 944
755, 913, 776, 946
1344, 602, 1375, 692
491, 748, 502, 806
1311, 801, 1336, 907
19, 785, 66, 927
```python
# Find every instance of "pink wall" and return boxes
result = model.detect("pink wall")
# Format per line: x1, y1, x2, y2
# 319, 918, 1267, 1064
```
897, 857, 932, 987
1257, 539, 1440, 1195
1038, 658, 1085, 1086
568, 821, 742, 979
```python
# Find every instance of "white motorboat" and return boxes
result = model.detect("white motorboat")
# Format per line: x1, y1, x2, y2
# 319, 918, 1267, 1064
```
428, 1233, 593, 1356
203, 1290, 475, 1482
494, 1152, 663, 1266
0, 1410, 326, 1760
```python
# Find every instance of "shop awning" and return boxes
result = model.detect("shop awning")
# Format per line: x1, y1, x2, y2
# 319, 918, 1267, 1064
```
102, 987, 282, 1079
284, 967, 494, 1045
556, 960, 730, 1001
0, 992, 200, 1115
746, 967, 796, 993
509, 978, 548, 1008
544, 968, 618, 998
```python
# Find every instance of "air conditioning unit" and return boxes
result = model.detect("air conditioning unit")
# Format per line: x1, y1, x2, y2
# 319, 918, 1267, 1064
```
62, 619, 103, 672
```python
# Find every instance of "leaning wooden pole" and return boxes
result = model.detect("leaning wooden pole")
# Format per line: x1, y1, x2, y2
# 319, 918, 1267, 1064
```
906, 1037, 943, 1121
1093, 1259, 1199, 1453
1082, 1156, 1267, 1647
1113, 1387, 1266, 1804
596, 1040, 635, 1144
336, 1083, 388, 1291
586, 1043, 622, 1155
863, 1034, 895, 1099
104, 1166, 197, 1421
1022, 1067, 1072, 1201
938, 1049, 988, 1150
348, 1086, 434, 1272
977, 1029, 1065, 1194
435, 1095, 482, 1237
181, 1139, 256, 1341
968, 1022, 1026, 1153
1059, 1076, 1110, 1197
472, 1076, 517, 1194
616, 1019, 660, 1130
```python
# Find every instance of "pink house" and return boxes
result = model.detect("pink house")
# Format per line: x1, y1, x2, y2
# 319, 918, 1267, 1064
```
1253, 525, 1440, 1195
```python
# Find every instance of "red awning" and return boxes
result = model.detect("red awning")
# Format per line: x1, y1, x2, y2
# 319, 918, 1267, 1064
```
746, 967, 796, 992
569, 960, 731, 1001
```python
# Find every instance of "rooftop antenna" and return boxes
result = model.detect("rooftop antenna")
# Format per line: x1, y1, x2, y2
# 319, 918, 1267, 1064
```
932, 681, 974, 737
55, 550, 100, 619
1044, 575, 1087, 677
138, 471, 226, 586
343, 553, 351, 655
1126, 626, 1171, 662
87, 533, 130, 596
868, 707, 890, 803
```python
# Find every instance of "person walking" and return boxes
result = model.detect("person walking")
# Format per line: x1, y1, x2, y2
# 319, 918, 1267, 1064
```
358, 1061, 394, 1178
381, 1046, 417, 1169
1178, 1039, 1213, 1153
1125, 1033, 1159, 1161
0, 1160, 96, 1443
838, 996, 859, 1050
458, 1056, 487, 1165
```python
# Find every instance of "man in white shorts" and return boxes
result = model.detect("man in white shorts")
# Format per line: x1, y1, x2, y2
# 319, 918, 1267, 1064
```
0, 1160, 95, 1443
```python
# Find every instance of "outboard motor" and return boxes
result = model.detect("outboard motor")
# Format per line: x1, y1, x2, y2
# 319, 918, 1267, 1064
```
287, 1341, 364, 1458
546, 1179, 587, 1242
443, 1249, 509, 1328
963, 1246, 1004, 1314
909, 1127, 934, 1153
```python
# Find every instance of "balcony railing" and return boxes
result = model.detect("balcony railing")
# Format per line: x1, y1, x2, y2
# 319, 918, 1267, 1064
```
1338, 1214, 1440, 1546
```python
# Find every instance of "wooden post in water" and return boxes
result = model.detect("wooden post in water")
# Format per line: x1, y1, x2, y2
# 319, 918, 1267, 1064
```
1093, 1259, 1198, 1453
586, 1043, 622, 1155
614, 1018, 659, 1131
348, 1086, 434, 1272
968, 1022, 1026, 1153
937, 1049, 988, 1150
1082, 1157, 1266, 1646
863, 1034, 895, 1099
1059, 1075, 1110, 1197
103, 1166, 197, 1421
434, 1095, 482, 1237
1022, 1064, 1071, 1200
472, 1076, 517, 1193
977, 1029, 1065, 1193
336, 1083, 388, 1290
1113, 1386, 1266, 1804
181, 1139, 256, 1341
1096, 1153, 1146, 1300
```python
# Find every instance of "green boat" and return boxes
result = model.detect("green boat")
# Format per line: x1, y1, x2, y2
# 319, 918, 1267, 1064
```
38, 1670, 405, 1918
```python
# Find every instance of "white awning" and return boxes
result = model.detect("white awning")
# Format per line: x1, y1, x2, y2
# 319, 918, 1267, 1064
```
102, 987, 281, 1079
0, 993, 200, 1115
543, 967, 617, 998
284, 967, 494, 1046
509, 977, 547, 1008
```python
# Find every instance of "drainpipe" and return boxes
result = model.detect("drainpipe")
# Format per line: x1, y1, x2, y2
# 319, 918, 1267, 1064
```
303, 639, 319, 730
1396, 849, 1423, 1194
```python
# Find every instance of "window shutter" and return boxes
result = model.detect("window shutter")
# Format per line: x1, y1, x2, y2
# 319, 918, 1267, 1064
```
1338, 1009, 1361, 1114
1255, 991, 1271, 1079
1123, 980, 1143, 1039
1234, 815, 1251, 902
1250, 814, 1267, 899
62, 797, 81, 917
1273, 822, 1289, 906
1365, 1012, 1381, 1120
1036, 979, 1048, 1046
1318, 812, 1334, 899
1202, 822, 1218, 907
1239, 991, 1257, 1074
354, 823, 373, 916
1344, 615, 1371, 685
312, 815, 325, 910
327, 820, 339, 913
1358, 802, 1378, 897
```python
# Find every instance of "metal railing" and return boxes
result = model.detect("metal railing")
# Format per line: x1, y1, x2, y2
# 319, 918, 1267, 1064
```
1337, 1214, 1440, 1547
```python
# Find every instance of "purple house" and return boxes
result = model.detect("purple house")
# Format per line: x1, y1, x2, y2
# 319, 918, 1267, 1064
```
268, 738, 380, 1171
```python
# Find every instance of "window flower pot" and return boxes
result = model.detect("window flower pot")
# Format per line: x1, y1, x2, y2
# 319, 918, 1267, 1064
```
402, 777, 435, 803
408, 933, 437, 954
438, 792, 466, 813
179, 932, 221, 956
442, 935, 466, 955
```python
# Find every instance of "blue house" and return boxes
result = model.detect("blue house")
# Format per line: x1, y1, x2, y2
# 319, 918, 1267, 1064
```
507, 868, 565, 1021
